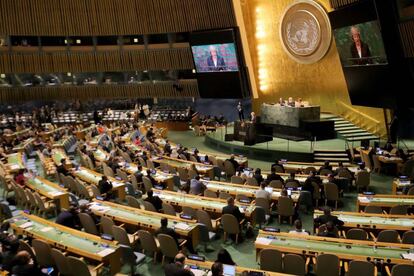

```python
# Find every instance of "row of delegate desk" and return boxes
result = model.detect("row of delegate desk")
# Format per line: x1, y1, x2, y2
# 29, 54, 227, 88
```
357, 194, 414, 211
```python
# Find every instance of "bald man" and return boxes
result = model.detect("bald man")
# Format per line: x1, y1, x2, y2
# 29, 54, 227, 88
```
164, 253, 194, 276
206, 45, 226, 71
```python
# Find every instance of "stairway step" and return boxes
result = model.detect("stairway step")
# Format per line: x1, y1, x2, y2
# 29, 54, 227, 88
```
314, 157, 350, 161
334, 122, 354, 127
335, 126, 360, 131
338, 129, 370, 134
346, 135, 379, 141
342, 132, 375, 138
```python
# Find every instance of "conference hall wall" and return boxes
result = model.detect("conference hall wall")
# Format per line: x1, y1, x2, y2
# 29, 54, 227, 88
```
239, 0, 386, 136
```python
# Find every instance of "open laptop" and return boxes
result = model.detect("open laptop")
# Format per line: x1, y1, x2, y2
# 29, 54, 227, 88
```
223, 265, 236, 276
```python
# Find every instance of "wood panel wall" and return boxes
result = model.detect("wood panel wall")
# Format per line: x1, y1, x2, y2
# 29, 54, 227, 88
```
0, 80, 199, 102
0, 48, 194, 73
399, 20, 414, 57
329, 0, 361, 9
0, 0, 236, 36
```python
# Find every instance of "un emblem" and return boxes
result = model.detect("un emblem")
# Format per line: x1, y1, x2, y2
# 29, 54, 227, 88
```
280, 0, 332, 64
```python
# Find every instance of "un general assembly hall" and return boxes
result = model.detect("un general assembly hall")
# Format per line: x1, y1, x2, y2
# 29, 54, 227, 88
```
2, 0, 414, 275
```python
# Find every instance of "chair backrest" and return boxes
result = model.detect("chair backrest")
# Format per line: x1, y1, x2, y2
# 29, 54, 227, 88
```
304, 167, 316, 174
235, 194, 250, 203
324, 183, 339, 201
364, 205, 383, 214
142, 176, 153, 193
259, 249, 282, 272
402, 230, 414, 244
143, 201, 157, 212
221, 214, 240, 235
126, 195, 141, 209
177, 167, 188, 182
277, 196, 294, 216
33, 192, 47, 210
78, 213, 100, 235
182, 206, 196, 217
245, 177, 258, 186
255, 197, 270, 215
219, 192, 233, 200
283, 254, 306, 276
231, 175, 245, 184
311, 182, 321, 200
196, 209, 214, 232
189, 156, 198, 163
223, 160, 236, 176
32, 239, 55, 267
157, 234, 179, 259
251, 206, 266, 227
89, 184, 101, 197
100, 216, 114, 235
390, 205, 408, 215
316, 254, 340, 276
372, 155, 381, 170
204, 189, 218, 198
138, 157, 147, 167
146, 159, 155, 170
407, 186, 414, 195
188, 169, 198, 180
346, 228, 368, 240
391, 264, 414, 276
116, 169, 129, 182
103, 163, 115, 177
51, 248, 71, 275
377, 230, 400, 243
112, 225, 131, 246
162, 202, 176, 216
285, 180, 299, 188
137, 230, 158, 252
348, 261, 375, 276
67, 256, 92, 276
356, 171, 370, 188
269, 180, 283, 189
337, 169, 352, 179
273, 164, 284, 173
320, 168, 333, 176
18, 240, 36, 261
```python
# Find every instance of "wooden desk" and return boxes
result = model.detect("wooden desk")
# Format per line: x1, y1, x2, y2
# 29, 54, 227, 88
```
314, 210, 414, 232
392, 179, 412, 194
90, 200, 199, 247
26, 177, 69, 210
152, 156, 214, 179
72, 167, 126, 200
119, 162, 174, 190
39, 127, 66, 140
205, 180, 300, 202
2, 128, 30, 142
280, 161, 361, 174
74, 125, 96, 140
12, 138, 34, 152
185, 258, 293, 276
357, 194, 414, 211
94, 148, 110, 162
255, 231, 413, 265
51, 149, 72, 168
5, 153, 25, 172
11, 212, 121, 275
152, 190, 254, 218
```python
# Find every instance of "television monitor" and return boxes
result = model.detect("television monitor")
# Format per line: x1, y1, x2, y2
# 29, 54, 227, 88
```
333, 20, 388, 67
191, 43, 239, 73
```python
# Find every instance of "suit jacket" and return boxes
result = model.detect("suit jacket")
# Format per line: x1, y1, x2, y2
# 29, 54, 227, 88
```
222, 204, 244, 222
314, 214, 344, 227
145, 195, 163, 211
207, 55, 226, 71
155, 226, 180, 246
350, 41, 372, 65
266, 173, 284, 183
164, 263, 194, 276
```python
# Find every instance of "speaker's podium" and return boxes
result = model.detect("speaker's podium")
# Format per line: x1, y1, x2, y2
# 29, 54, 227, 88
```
233, 120, 273, 146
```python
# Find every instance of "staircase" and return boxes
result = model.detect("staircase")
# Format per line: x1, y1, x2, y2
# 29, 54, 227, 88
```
325, 114, 379, 143
313, 149, 351, 165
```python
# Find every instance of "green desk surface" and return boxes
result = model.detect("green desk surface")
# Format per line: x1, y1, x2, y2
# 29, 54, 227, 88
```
74, 168, 124, 188
52, 151, 66, 164
27, 178, 65, 196
333, 213, 414, 228
257, 234, 408, 260
12, 216, 116, 256
94, 149, 109, 161
121, 163, 172, 182
358, 196, 414, 204
153, 158, 211, 172
205, 182, 300, 200
154, 191, 254, 214
90, 202, 196, 232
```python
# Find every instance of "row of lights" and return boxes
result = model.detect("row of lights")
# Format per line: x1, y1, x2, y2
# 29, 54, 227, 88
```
255, 7, 269, 92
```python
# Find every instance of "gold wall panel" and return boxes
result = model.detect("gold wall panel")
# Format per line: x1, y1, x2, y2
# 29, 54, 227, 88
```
241, 0, 386, 136
0, 80, 199, 103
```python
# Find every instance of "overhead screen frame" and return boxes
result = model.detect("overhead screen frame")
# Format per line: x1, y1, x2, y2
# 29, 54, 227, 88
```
189, 28, 251, 99
329, 0, 411, 109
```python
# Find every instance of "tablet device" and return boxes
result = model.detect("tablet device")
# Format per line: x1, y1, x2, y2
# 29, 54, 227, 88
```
223, 265, 236, 276
180, 214, 192, 220
263, 227, 280, 233
363, 191, 375, 195
101, 234, 114, 241
188, 254, 205, 261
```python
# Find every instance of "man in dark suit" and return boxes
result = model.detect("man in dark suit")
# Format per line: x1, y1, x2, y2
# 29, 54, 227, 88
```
266, 167, 284, 184
57, 158, 69, 176
225, 155, 239, 172
133, 165, 144, 183
314, 207, 344, 227
318, 161, 333, 174
163, 140, 172, 155
222, 197, 244, 222
206, 45, 226, 71
164, 253, 194, 276
98, 176, 113, 200
155, 217, 180, 246
144, 190, 163, 212
350, 26, 372, 65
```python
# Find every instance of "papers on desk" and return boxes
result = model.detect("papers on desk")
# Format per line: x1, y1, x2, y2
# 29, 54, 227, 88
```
89, 204, 110, 213
41, 227, 53, 232
190, 268, 208, 276
9, 164, 20, 170
174, 223, 191, 231
20, 222, 33, 229
97, 248, 115, 257
358, 196, 371, 203
402, 253, 414, 260
256, 237, 273, 245
49, 191, 64, 196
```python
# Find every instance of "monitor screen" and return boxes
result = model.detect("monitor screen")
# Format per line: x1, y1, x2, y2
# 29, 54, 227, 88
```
223, 265, 236, 276
191, 43, 239, 73
333, 20, 388, 67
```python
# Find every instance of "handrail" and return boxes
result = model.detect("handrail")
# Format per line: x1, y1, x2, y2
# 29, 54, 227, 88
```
337, 101, 380, 124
